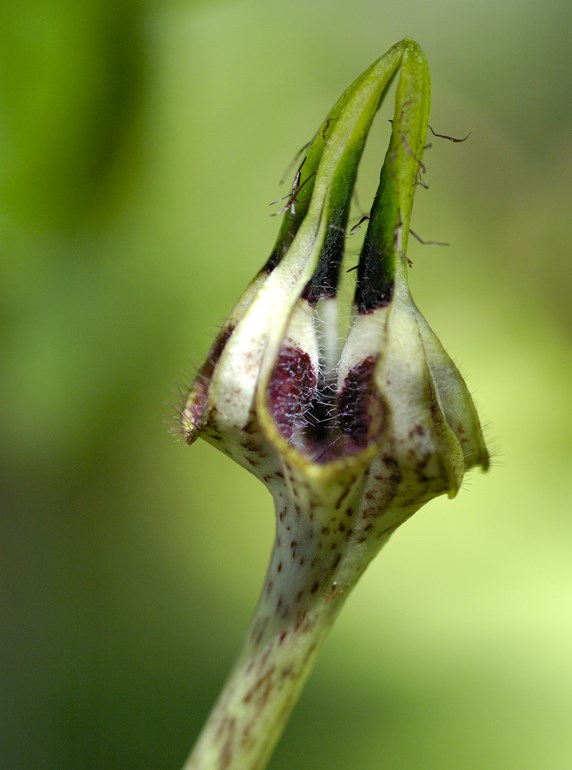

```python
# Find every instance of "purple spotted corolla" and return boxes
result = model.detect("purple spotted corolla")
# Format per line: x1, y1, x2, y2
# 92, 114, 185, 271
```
180, 39, 489, 770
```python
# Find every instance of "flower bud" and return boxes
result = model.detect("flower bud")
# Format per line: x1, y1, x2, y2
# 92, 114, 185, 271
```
181, 39, 487, 532
180, 40, 490, 770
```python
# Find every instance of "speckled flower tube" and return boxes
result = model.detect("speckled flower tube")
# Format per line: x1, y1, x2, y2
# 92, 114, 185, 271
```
180, 39, 489, 770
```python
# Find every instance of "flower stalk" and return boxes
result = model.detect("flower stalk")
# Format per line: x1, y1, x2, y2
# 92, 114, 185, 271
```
180, 38, 488, 770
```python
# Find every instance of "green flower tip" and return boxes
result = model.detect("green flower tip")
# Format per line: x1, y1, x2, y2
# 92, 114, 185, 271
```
181, 38, 488, 524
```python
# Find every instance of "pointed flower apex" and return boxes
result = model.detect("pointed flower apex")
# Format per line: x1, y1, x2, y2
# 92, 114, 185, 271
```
182, 39, 488, 527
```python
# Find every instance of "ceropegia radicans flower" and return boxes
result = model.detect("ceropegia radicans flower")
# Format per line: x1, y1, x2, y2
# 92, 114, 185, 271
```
179, 38, 489, 770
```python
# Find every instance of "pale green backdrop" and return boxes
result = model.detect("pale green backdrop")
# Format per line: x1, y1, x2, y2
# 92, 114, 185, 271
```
2, 0, 572, 767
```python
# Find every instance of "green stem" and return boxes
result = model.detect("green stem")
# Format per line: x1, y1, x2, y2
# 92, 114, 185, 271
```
182, 487, 378, 770
182, 590, 341, 770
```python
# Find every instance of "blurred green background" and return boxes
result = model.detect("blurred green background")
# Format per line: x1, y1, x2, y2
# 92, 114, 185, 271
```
2, 0, 571, 767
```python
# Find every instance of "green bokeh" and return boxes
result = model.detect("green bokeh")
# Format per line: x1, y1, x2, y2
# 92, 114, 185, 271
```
2, 1, 571, 768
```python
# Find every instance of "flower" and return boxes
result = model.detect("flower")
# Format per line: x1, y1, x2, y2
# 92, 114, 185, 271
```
180, 39, 489, 770
181, 39, 487, 541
